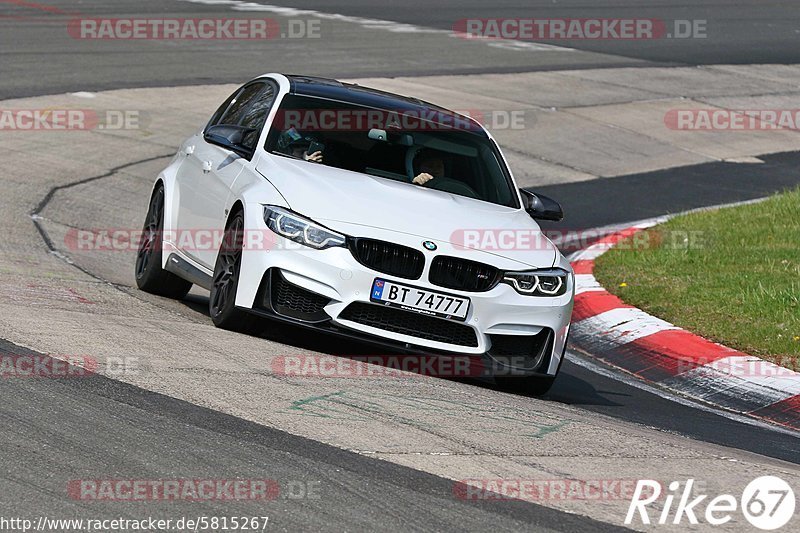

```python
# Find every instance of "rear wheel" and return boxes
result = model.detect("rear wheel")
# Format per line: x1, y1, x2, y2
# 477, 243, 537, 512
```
209, 210, 258, 332
134, 185, 192, 299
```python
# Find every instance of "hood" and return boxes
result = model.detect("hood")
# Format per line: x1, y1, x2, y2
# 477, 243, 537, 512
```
256, 154, 557, 269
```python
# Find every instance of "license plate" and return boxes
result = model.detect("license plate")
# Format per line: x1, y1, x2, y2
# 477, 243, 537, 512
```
370, 278, 470, 321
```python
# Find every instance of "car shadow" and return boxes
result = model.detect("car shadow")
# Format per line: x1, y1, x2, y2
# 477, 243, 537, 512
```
180, 293, 396, 356
539, 366, 626, 407
179, 294, 622, 407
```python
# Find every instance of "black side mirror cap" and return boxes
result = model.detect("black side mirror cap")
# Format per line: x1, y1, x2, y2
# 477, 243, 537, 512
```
204, 125, 257, 156
520, 189, 564, 222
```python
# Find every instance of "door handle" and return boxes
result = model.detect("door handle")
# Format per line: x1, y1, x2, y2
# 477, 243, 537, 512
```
184, 145, 195, 156
202, 160, 213, 173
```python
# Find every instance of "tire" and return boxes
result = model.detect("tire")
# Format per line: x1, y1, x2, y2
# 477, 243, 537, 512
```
134, 185, 192, 299
209, 209, 258, 332
495, 375, 556, 396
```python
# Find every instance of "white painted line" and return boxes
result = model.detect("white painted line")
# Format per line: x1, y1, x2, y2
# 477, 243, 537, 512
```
480, 38, 573, 52
724, 156, 764, 164
631, 219, 665, 230
179, 0, 576, 52
573, 307, 679, 345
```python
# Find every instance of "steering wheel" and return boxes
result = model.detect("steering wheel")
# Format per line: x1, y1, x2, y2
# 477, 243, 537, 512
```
425, 177, 480, 199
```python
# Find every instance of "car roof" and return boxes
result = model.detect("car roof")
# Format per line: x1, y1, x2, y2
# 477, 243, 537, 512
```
284, 74, 487, 136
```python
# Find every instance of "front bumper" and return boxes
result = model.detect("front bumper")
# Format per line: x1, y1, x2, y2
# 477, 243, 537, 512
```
235, 211, 574, 377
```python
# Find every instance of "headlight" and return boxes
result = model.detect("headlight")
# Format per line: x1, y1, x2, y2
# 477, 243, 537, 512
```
263, 206, 346, 250
502, 268, 570, 297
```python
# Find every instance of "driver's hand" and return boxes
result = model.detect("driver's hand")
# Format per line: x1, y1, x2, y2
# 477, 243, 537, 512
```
304, 151, 323, 163
412, 172, 434, 186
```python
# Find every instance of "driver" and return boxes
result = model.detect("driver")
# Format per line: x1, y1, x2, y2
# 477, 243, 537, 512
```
276, 127, 324, 163
412, 152, 445, 186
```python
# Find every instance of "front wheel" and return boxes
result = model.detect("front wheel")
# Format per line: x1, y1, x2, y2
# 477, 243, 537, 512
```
209, 210, 258, 332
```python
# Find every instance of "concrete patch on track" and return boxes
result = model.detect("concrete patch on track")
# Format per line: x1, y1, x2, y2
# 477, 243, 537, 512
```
1, 70, 800, 529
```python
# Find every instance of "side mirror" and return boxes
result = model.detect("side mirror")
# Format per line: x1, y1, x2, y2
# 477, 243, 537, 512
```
204, 125, 257, 156
520, 189, 564, 222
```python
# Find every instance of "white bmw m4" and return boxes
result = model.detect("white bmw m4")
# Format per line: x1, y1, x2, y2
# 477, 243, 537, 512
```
135, 73, 574, 394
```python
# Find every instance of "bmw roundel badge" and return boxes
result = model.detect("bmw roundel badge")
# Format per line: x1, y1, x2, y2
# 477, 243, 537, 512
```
422, 241, 437, 251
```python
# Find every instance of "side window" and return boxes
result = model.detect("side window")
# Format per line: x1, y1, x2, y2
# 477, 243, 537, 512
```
205, 88, 241, 131
217, 83, 264, 126
239, 85, 276, 149
205, 81, 277, 152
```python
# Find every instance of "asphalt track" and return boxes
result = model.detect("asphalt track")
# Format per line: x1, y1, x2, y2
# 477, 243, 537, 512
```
536, 151, 800, 231
2, 0, 800, 97
255, 0, 800, 65
1, 1, 800, 531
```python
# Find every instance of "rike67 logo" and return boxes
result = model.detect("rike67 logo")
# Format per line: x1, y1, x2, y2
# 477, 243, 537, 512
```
626, 476, 795, 530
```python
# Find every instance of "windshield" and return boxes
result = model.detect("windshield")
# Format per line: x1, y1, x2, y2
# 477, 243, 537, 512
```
265, 94, 519, 208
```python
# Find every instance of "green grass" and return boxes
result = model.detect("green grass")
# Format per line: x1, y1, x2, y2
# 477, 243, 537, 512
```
593, 187, 800, 368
